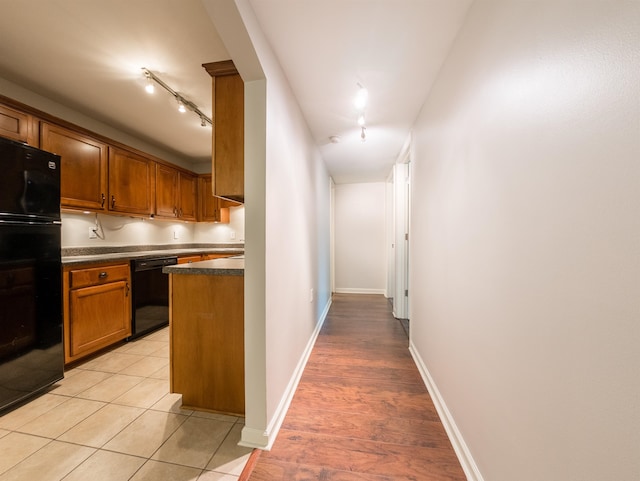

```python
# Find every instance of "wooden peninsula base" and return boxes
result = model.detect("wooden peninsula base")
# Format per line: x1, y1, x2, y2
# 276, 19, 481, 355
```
165, 258, 244, 416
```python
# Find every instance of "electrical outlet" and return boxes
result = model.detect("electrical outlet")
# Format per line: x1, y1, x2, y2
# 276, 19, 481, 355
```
89, 227, 97, 239
173, 230, 179, 240
230, 230, 236, 240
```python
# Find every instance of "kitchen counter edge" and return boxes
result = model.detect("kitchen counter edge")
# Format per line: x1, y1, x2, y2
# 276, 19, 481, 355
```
62, 248, 244, 266
163, 258, 244, 276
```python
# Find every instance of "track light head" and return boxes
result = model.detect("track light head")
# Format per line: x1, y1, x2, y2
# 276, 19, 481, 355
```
177, 97, 186, 113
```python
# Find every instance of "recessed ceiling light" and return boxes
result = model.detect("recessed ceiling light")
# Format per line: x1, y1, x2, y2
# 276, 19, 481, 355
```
329, 135, 341, 144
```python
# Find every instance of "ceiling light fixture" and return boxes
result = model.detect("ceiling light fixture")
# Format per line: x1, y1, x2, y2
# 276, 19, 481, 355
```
354, 83, 368, 142
141, 67, 212, 127
176, 97, 187, 113
354, 83, 368, 110
143, 70, 155, 94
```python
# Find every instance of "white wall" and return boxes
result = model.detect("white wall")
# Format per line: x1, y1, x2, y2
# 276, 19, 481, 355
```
203, 0, 332, 449
61, 207, 244, 248
334, 182, 386, 294
409, 1, 640, 481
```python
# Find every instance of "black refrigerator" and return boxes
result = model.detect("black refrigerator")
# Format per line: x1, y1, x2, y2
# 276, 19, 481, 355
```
0, 136, 63, 413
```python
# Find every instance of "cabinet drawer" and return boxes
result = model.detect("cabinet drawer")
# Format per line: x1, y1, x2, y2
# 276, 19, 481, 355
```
70, 264, 129, 289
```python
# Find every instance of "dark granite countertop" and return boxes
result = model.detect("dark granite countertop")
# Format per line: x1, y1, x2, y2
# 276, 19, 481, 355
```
163, 256, 244, 276
62, 244, 244, 266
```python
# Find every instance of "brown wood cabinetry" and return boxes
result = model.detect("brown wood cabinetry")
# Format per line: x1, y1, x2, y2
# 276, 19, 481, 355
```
199, 174, 238, 223
0, 103, 33, 144
178, 171, 197, 221
177, 255, 202, 264
41, 122, 108, 211
108, 147, 156, 216
156, 164, 198, 221
178, 253, 234, 264
203, 60, 244, 203
1, 98, 237, 222
156, 163, 179, 218
201, 253, 234, 261
63, 262, 131, 364
169, 272, 244, 415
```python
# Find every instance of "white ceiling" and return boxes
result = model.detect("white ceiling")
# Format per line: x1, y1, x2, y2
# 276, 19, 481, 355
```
0, 0, 472, 184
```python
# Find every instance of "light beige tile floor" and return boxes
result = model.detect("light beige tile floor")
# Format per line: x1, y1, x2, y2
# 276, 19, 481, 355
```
0, 327, 252, 481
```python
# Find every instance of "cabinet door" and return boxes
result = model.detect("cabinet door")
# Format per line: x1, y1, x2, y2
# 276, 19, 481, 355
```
156, 164, 178, 219
68, 280, 131, 359
178, 255, 202, 264
198, 174, 229, 223
0, 104, 29, 143
41, 123, 108, 211
108, 147, 155, 215
178, 172, 198, 221
212, 73, 244, 202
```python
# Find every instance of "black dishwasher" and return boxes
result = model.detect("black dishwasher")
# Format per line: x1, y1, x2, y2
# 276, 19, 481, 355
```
129, 256, 177, 339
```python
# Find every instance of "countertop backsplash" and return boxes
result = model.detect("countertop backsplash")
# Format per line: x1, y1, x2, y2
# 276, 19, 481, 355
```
61, 205, 245, 248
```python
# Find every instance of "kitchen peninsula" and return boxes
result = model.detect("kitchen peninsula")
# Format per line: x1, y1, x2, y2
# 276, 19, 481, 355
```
164, 257, 244, 416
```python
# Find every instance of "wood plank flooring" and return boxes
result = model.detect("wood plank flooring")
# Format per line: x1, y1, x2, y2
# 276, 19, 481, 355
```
244, 293, 466, 481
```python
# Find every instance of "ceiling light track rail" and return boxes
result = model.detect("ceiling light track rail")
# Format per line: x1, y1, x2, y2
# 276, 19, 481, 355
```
142, 67, 212, 127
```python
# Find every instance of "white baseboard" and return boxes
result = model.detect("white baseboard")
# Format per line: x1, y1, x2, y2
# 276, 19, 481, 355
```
334, 287, 386, 295
240, 297, 332, 450
409, 340, 484, 481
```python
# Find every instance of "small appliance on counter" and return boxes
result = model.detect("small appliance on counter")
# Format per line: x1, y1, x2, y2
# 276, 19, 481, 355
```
0, 137, 64, 413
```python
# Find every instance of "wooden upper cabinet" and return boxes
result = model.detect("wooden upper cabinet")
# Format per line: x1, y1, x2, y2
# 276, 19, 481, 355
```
179, 172, 198, 221
108, 147, 155, 216
0, 104, 28, 143
41, 122, 108, 211
199, 174, 232, 223
156, 164, 197, 221
155, 163, 179, 219
203, 60, 244, 203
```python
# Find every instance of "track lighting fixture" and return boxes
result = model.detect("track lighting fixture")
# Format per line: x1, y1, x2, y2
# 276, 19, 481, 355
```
177, 97, 187, 113
355, 83, 368, 141
141, 67, 212, 127
354, 83, 368, 110
144, 70, 155, 94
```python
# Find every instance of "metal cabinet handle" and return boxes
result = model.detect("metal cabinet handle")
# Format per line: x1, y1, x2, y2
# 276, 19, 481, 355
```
173, 207, 178, 217
98, 272, 108, 279
179, 208, 183, 217
101, 193, 105, 207
125, 282, 130, 296
111, 195, 115, 208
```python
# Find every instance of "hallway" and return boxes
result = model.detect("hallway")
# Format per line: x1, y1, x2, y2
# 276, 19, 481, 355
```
244, 294, 465, 480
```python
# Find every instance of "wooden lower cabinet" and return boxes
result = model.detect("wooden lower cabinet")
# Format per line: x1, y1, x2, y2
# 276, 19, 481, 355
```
64, 263, 131, 364
177, 255, 202, 264
178, 254, 235, 264
169, 273, 244, 415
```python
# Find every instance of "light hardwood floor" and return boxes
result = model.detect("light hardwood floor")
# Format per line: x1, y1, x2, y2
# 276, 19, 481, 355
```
244, 293, 466, 481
